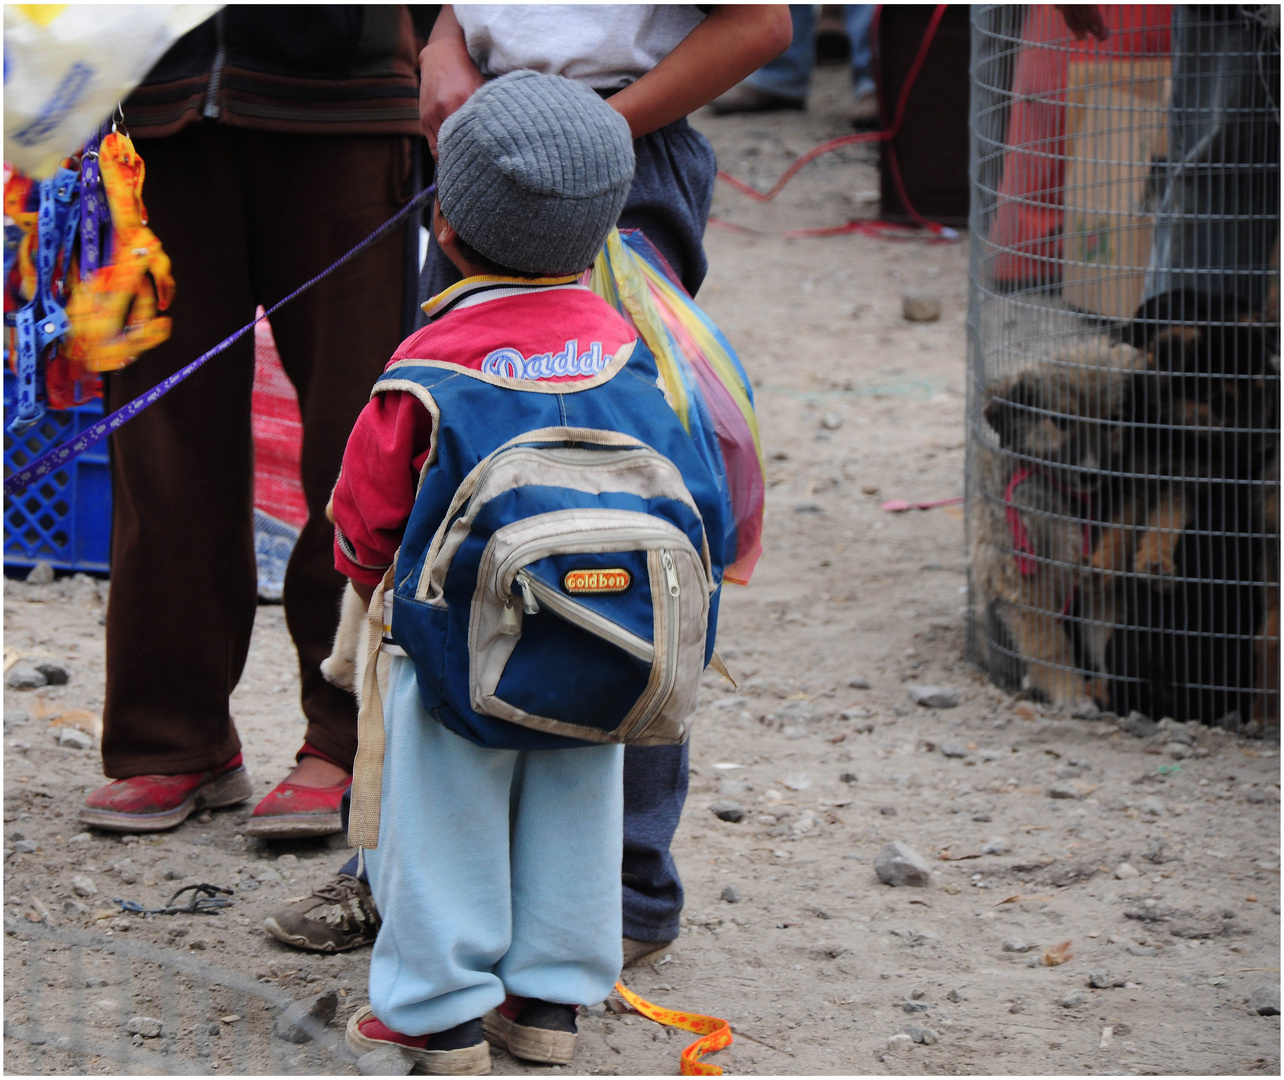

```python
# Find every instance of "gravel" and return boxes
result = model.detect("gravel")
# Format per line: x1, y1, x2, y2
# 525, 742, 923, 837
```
885, 1033, 914, 1055
274, 990, 339, 1044
902, 292, 942, 322
1247, 983, 1280, 1016
33, 661, 69, 685
126, 1016, 163, 1038
6, 664, 47, 690
709, 800, 745, 823
25, 561, 55, 584
906, 684, 960, 709
875, 841, 933, 887
57, 727, 94, 750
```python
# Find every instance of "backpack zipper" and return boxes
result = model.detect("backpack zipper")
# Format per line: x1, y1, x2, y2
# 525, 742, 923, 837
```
499, 572, 541, 636
202, 10, 227, 119
511, 571, 655, 663
615, 549, 684, 739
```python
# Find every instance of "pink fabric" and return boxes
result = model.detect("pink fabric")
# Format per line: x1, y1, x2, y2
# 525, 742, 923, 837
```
251, 311, 307, 528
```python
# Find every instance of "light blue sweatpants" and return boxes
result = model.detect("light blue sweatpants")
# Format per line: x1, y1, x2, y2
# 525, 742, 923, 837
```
363, 655, 625, 1035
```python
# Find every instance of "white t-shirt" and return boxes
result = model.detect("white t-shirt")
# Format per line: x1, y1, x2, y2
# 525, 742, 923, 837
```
453, 4, 706, 91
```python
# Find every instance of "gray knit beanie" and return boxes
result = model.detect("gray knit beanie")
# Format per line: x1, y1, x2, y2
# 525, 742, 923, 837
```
437, 70, 636, 276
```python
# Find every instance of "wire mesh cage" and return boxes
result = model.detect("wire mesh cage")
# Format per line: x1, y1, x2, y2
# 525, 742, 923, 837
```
966, 5, 1280, 734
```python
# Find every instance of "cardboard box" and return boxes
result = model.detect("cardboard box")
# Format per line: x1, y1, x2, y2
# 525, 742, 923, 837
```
1061, 60, 1172, 320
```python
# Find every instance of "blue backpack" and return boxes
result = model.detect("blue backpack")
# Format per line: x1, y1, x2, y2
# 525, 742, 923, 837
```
380, 338, 727, 750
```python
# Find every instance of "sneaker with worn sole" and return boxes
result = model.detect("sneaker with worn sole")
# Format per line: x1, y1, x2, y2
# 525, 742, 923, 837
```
80, 753, 253, 832
345, 1006, 490, 1075
246, 775, 350, 839
483, 996, 577, 1066
622, 936, 675, 968
263, 873, 380, 953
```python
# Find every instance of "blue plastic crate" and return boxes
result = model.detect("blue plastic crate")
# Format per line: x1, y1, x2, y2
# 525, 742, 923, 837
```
3, 371, 111, 573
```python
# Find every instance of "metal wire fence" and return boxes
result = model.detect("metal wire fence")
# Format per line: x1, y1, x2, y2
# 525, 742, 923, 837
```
966, 5, 1280, 733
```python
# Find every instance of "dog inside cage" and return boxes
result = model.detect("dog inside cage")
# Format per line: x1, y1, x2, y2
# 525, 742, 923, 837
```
967, 5, 1281, 734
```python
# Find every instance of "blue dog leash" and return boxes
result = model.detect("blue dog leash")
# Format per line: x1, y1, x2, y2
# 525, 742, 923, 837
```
4, 183, 436, 498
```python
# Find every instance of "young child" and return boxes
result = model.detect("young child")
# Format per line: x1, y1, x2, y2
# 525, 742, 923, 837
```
333, 71, 726, 1075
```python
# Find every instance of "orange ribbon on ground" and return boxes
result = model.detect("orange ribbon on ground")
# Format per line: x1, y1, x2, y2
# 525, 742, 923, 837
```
614, 982, 733, 1076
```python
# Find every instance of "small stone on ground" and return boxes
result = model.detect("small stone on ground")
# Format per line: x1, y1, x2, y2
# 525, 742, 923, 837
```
875, 841, 932, 887
25, 561, 54, 584
1248, 983, 1280, 1016
126, 1016, 162, 1038
907, 684, 960, 709
274, 990, 339, 1044
902, 292, 942, 322
709, 800, 745, 823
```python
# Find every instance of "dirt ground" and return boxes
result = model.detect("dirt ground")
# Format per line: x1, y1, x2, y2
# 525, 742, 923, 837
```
4, 67, 1280, 1076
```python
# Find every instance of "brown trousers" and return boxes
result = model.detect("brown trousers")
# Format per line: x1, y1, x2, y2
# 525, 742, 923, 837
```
102, 124, 413, 778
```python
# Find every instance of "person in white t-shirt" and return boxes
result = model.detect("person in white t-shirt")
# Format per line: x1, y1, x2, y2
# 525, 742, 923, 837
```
416, 2, 791, 970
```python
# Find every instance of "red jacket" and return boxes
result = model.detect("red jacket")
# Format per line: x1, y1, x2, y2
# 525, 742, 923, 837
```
332, 275, 639, 584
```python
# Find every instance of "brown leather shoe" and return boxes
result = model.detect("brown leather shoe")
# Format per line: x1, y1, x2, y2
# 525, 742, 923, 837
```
263, 873, 380, 953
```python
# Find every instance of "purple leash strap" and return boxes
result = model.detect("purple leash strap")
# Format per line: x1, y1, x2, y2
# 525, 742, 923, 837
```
5, 184, 435, 498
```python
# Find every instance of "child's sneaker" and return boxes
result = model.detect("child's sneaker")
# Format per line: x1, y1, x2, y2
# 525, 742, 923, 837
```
345, 1006, 490, 1075
483, 996, 577, 1066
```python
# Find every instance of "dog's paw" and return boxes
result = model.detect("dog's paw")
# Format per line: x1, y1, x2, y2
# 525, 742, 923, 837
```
1084, 677, 1109, 708
1069, 697, 1101, 719
1134, 535, 1178, 588
320, 653, 356, 692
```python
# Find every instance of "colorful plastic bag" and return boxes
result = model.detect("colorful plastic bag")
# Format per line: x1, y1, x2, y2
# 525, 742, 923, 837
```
589, 229, 764, 585
4, 4, 220, 179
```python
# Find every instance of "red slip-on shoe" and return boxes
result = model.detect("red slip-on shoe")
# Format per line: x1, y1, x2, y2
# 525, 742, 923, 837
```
345, 1006, 490, 1075
246, 773, 351, 839
80, 754, 254, 833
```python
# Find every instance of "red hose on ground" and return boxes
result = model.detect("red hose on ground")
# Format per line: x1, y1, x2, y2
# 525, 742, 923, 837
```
711, 4, 958, 242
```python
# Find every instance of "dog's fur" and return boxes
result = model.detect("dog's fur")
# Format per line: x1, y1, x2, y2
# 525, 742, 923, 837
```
320, 581, 368, 702
971, 341, 1147, 710
319, 492, 371, 706
1100, 290, 1281, 723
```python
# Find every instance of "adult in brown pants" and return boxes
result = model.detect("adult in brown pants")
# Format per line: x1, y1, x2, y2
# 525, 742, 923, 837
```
79, 6, 428, 838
